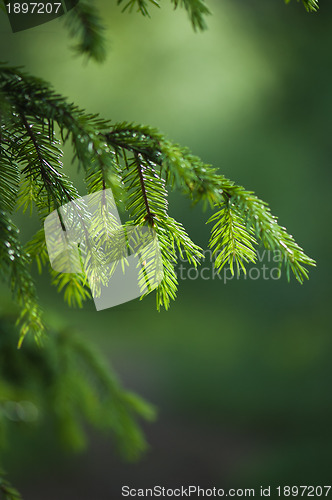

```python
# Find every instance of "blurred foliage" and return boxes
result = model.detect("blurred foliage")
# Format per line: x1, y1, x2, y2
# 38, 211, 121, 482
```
117, 0, 211, 31
64, 1, 107, 62
286, 0, 319, 12
0, 313, 155, 460
0, 470, 22, 500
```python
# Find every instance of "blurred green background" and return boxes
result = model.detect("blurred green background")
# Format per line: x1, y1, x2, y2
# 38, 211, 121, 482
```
0, 0, 331, 497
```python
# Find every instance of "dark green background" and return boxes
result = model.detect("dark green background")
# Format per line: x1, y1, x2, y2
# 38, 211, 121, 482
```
0, 0, 331, 497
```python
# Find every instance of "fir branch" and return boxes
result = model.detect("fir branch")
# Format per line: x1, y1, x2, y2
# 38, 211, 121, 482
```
117, 0, 160, 17
0, 139, 19, 213
0, 471, 22, 500
59, 332, 156, 458
18, 113, 72, 209
285, 0, 319, 12
107, 122, 315, 284
105, 122, 162, 165
117, 0, 320, 25
25, 227, 91, 308
121, 151, 202, 309
117, 0, 210, 30
0, 317, 155, 460
52, 271, 91, 308
0, 64, 121, 201
150, 139, 315, 283
209, 201, 257, 275
170, 0, 211, 31
159, 140, 222, 207
135, 153, 154, 224
24, 228, 49, 274
122, 152, 177, 309
219, 184, 316, 283
64, 1, 107, 62
0, 65, 316, 321
0, 211, 45, 346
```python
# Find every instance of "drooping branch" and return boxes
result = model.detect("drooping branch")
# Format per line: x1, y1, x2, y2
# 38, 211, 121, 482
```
135, 153, 154, 226
0, 64, 316, 330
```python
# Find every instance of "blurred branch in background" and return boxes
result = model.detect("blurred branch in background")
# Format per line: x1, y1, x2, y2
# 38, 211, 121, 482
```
286, 0, 319, 12
0, 313, 155, 457
0, 470, 22, 500
0, 0, 317, 63
64, 1, 107, 62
